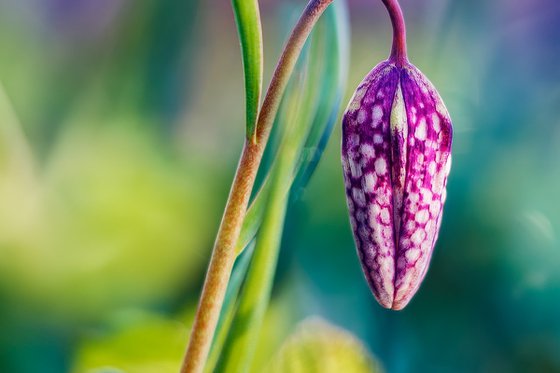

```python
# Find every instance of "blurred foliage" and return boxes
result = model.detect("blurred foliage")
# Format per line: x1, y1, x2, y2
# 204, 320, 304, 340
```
72, 309, 193, 373
266, 317, 381, 373
1, 110, 219, 321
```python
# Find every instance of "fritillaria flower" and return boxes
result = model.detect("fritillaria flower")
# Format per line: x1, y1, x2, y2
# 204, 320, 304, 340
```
341, 0, 452, 310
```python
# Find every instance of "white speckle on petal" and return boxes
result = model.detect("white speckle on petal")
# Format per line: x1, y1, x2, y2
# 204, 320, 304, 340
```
405, 249, 420, 262
379, 256, 393, 275
361, 144, 375, 159
369, 203, 381, 218
372, 105, 383, 125
445, 155, 452, 175
429, 200, 441, 215
353, 187, 366, 207
421, 189, 433, 203
409, 201, 419, 214
363, 172, 377, 192
421, 240, 431, 252
349, 160, 362, 178
432, 113, 441, 133
382, 226, 392, 239
372, 223, 384, 243
416, 209, 429, 224
357, 109, 367, 124
415, 118, 427, 140
401, 238, 411, 249
428, 161, 437, 175
375, 158, 387, 175
380, 208, 390, 224
411, 229, 426, 245
377, 191, 390, 206
405, 220, 416, 231
348, 86, 367, 111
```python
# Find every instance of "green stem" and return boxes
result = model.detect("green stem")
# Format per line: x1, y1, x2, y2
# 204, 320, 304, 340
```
180, 1, 333, 372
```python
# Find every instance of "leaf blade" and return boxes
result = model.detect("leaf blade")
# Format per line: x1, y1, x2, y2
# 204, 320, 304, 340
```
216, 40, 313, 373
292, 0, 350, 192
214, 3, 351, 371
234, 1, 350, 255
232, 0, 264, 141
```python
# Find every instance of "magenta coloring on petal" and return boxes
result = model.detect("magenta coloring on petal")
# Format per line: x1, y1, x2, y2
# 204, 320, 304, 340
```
342, 60, 452, 310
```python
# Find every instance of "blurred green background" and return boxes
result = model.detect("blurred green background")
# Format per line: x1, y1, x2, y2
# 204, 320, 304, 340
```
1, 0, 560, 372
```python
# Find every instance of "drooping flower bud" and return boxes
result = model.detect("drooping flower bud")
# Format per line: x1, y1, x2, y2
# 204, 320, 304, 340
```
341, 59, 452, 310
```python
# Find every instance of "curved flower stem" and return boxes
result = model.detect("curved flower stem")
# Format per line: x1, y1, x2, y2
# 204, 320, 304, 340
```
381, 0, 408, 66
180, 1, 333, 372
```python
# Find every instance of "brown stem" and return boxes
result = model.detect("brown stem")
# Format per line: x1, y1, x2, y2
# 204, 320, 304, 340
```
381, 0, 408, 66
180, 1, 333, 372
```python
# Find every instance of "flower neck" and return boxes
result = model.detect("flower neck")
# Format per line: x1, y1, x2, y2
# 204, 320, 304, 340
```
381, 0, 408, 66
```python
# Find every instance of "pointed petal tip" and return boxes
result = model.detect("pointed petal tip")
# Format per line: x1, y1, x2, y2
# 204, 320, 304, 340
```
371, 291, 411, 311
390, 298, 409, 311
375, 294, 410, 311
375, 294, 393, 310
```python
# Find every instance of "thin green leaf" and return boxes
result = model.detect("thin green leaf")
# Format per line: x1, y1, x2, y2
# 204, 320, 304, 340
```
209, 39, 313, 373
292, 0, 350, 192
233, 28, 312, 256
217, 5, 351, 366
234, 48, 311, 255
234, 1, 349, 256
235, 171, 295, 255
212, 5, 350, 365
204, 241, 256, 373
210, 57, 309, 373
232, 0, 263, 142
215, 53, 311, 372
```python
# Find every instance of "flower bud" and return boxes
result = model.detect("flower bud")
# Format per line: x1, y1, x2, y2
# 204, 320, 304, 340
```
341, 61, 452, 310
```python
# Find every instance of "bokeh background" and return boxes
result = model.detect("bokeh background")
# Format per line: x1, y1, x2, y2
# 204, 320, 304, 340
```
1, 0, 560, 372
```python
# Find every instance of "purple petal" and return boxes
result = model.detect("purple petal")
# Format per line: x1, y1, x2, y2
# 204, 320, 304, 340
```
341, 61, 453, 310
342, 61, 399, 308
392, 64, 452, 310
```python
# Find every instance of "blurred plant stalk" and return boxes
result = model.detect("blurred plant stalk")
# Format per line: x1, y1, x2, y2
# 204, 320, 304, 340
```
180, 1, 335, 372
0, 83, 38, 241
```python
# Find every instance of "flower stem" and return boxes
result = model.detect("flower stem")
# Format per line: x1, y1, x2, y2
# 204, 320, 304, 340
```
180, 1, 333, 372
381, 0, 408, 66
